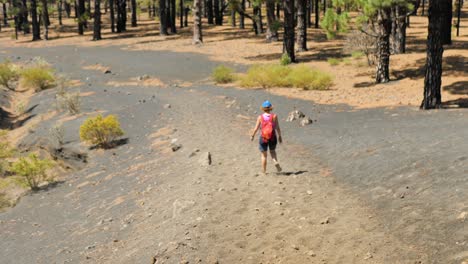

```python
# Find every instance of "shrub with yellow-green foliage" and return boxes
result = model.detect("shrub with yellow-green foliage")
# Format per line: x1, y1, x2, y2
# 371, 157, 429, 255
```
10, 154, 53, 190
327, 58, 341, 66
19, 66, 55, 91
240, 64, 333, 90
0, 61, 19, 89
212, 65, 235, 84
79, 114, 125, 148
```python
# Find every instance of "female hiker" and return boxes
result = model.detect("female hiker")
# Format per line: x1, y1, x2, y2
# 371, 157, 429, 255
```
250, 100, 282, 174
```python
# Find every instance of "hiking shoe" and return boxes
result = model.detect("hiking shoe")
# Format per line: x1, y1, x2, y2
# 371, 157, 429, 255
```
275, 163, 282, 172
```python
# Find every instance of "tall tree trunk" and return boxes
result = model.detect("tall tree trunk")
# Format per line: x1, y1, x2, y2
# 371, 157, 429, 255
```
421, 0, 444, 109
206, 0, 213, 23
109, 0, 115, 32
283, 0, 295, 62
77, 0, 85, 34
2, 3, 7, 26
152, 0, 156, 17
456, 0, 462, 37
253, 3, 263, 33
65, 1, 71, 18
421, 0, 425, 15
266, 0, 278, 41
323, 0, 326, 14
170, 0, 176, 32
93, 0, 101, 40
184, 5, 188, 26
180, 0, 184, 27
41, 0, 50, 26
21, 0, 30, 33
307, 0, 311, 27
116, 0, 126, 32
192, 0, 202, 44
375, 8, 392, 83
41, 5, 48, 39
231, 8, 236, 27
131, 0, 137, 26
276, 2, 280, 19
214, 0, 221, 25
30, 0, 40, 40
296, 0, 307, 51
159, 0, 168, 35
314, 0, 318, 28
390, 5, 407, 54
441, 0, 452, 45
239, 0, 244, 28
58, 0, 63, 25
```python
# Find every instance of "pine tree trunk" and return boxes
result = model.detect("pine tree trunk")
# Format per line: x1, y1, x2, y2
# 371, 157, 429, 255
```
192, 0, 202, 44
421, 0, 443, 109
21, 0, 30, 33
179, 0, 184, 27
239, 0, 244, 28
283, 0, 295, 62
253, 3, 263, 33
214, 0, 221, 25
314, 0, 318, 28
276, 2, 280, 19
456, 0, 461, 37
131, 0, 137, 26
266, 0, 278, 41
2, 3, 7, 26
109, 0, 115, 32
65, 2, 71, 18
93, 0, 102, 40
307, 0, 311, 28
296, 0, 307, 51
116, 0, 126, 32
231, 9, 236, 27
184, 6, 189, 26
206, 0, 213, 24
30, 0, 40, 40
41, 0, 50, 26
441, 0, 452, 45
390, 5, 407, 54
375, 8, 392, 83
170, 0, 176, 32
159, 0, 168, 35
58, 0, 63, 25
42, 5, 48, 39
77, 0, 85, 34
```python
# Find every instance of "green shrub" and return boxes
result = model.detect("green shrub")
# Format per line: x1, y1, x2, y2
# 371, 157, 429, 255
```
0, 130, 14, 159
351, 51, 365, 59
327, 58, 341, 66
0, 193, 11, 210
19, 66, 55, 91
79, 114, 125, 148
10, 154, 53, 190
240, 64, 333, 90
342, 58, 352, 65
280, 53, 292, 66
0, 61, 19, 89
212, 65, 235, 84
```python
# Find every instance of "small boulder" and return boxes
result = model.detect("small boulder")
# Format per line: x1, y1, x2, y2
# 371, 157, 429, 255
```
300, 116, 313, 126
164, 104, 171, 109
104, 70, 112, 74
286, 110, 305, 122
199, 152, 211, 166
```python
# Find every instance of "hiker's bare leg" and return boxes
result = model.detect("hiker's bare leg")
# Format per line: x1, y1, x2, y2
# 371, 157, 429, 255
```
261, 151, 268, 173
270, 150, 282, 172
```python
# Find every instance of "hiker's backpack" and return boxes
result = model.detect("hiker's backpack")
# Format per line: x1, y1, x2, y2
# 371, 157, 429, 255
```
261, 114, 275, 143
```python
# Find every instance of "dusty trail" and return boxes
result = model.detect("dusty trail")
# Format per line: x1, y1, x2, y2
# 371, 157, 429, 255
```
0, 46, 466, 264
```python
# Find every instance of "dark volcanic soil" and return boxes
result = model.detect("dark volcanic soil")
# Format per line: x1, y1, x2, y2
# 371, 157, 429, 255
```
0, 46, 467, 264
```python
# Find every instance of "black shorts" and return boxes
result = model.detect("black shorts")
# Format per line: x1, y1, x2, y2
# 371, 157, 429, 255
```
259, 135, 277, 152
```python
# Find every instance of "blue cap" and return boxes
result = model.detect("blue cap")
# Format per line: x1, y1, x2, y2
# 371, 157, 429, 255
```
262, 100, 272, 108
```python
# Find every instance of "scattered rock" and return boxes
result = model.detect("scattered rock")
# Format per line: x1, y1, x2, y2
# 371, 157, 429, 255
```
171, 144, 182, 152
457, 211, 467, 221
286, 110, 305, 122
292, 245, 300, 250
164, 104, 171, 109
306, 250, 316, 257
320, 217, 330, 224
85, 244, 96, 250
306, 190, 313, 195
364, 252, 373, 260
300, 116, 313, 126
274, 201, 283, 206
245, 232, 252, 237
137, 74, 150, 81
198, 152, 211, 166
104, 70, 112, 74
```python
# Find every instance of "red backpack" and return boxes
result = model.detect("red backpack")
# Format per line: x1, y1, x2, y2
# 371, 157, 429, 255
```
261, 114, 275, 143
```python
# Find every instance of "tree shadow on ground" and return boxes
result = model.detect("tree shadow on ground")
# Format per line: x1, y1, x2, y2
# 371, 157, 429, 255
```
442, 98, 468, 108
444, 81, 468, 95
277, 170, 308, 176
393, 56, 467, 80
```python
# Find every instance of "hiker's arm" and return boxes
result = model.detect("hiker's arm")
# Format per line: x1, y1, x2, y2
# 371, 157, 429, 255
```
250, 116, 261, 141
275, 116, 282, 143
